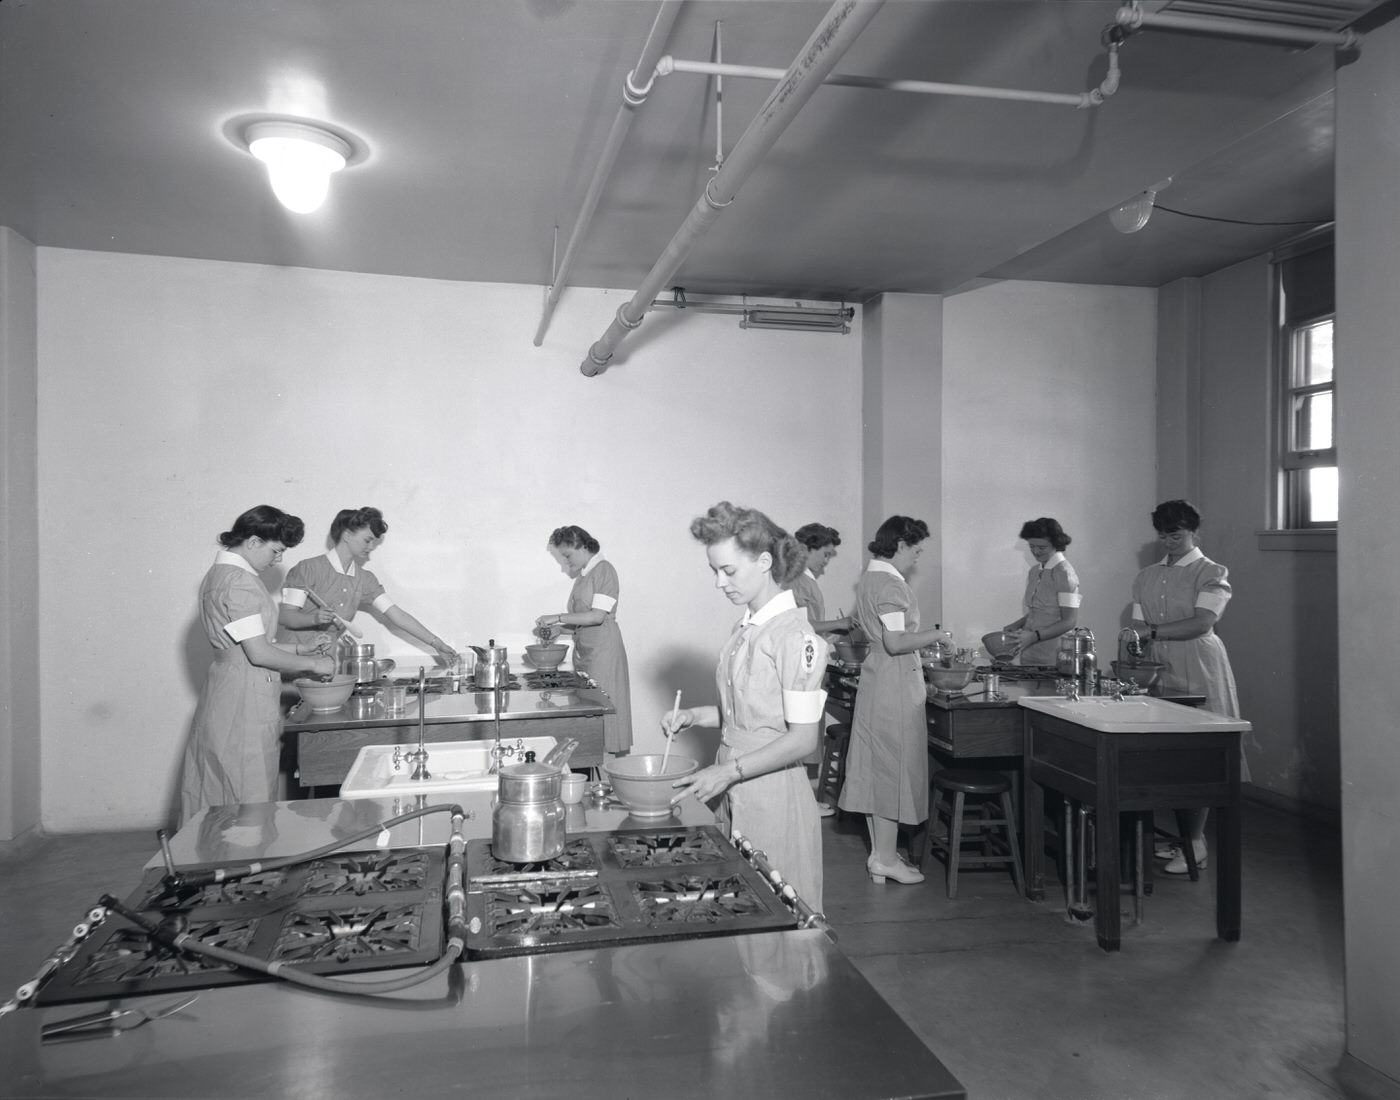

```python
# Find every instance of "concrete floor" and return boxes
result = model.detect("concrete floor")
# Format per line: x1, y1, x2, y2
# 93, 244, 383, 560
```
1, 799, 1346, 1099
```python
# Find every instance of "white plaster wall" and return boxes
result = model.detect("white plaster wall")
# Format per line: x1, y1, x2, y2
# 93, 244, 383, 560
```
942, 281, 1158, 655
35, 249, 864, 831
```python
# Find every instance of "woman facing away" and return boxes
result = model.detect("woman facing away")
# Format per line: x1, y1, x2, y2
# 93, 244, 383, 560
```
662, 502, 830, 910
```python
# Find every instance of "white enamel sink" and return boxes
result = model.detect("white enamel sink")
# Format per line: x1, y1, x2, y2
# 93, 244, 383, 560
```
1019, 695, 1251, 734
339, 736, 557, 798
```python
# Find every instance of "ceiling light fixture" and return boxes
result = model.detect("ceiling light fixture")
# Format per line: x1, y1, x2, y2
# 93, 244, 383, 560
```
1109, 177, 1173, 234
244, 120, 352, 214
652, 289, 853, 334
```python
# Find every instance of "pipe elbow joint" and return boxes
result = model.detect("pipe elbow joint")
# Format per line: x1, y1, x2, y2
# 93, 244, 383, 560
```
624, 66, 658, 106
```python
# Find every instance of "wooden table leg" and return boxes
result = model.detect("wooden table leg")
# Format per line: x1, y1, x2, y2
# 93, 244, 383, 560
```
1216, 797, 1242, 942
1026, 776, 1046, 901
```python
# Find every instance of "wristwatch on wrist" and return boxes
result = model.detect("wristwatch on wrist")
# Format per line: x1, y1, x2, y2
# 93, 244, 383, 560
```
1150, 625, 1158, 640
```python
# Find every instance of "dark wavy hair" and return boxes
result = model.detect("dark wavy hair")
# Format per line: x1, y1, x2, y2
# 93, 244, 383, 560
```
549, 525, 600, 554
330, 507, 388, 544
1151, 499, 1201, 534
794, 523, 841, 551
218, 505, 305, 550
867, 515, 929, 559
1019, 517, 1071, 551
690, 501, 805, 586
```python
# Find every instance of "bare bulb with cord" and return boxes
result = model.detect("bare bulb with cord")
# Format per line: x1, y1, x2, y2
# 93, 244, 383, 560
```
1108, 177, 1173, 234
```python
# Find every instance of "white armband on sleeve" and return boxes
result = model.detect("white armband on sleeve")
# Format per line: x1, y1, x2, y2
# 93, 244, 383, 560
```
371, 594, 396, 614
879, 611, 905, 632
1059, 591, 1082, 608
281, 588, 308, 609
223, 614, 266, 643
1130, 602, 1145, 621
1196, 590, 1228, 616
591, 593, 617, 613
782, 688, 828, 725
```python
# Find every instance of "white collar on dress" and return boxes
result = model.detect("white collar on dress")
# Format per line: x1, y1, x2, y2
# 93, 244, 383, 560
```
742, 588, 797, 627
803, 567, 817, 581
326, 550, 358, 577
581, 553, 604, 577
1040, 551, 1066, 571
1156, 546, 1204, 567
215, 549, 258, 576
867, 558, 904, 581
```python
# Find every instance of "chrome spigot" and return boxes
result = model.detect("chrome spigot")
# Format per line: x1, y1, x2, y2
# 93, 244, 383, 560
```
408, 665, 431, 781
1118, 627, 1144, 664
1060, 679, 1081, 702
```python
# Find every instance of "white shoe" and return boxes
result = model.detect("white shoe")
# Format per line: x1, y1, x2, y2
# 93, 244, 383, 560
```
1163, 839, 1208, 875
817, 802, 836, 818
868, 855, 924, 885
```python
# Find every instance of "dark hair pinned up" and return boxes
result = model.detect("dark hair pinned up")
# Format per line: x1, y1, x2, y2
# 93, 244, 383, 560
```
330, 507, 388, 544
549, 525, 601, 554
794, 523, 842, 551
219, 505, 305, 550
1019, 517, 1071, 551
867, 515, 929, 559
1151, 499, 1201, 534
690, 501, 805, 587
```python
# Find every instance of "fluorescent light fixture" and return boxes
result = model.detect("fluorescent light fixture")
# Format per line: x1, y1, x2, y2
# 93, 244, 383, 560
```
245, 120, 352, 213
741, 307, 852, 333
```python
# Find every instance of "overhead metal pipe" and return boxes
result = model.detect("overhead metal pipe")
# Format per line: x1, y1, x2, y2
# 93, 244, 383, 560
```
533, 0, 684, 347
1114, 3, 1362, 48
580, 0, 886, 376
658, 49, 1121, 109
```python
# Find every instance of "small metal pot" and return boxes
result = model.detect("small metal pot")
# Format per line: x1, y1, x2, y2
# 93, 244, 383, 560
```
1056, 628, 1097, 678
491, 759, 565, 863
471, 641, 511, 690
339, 642, 379, 684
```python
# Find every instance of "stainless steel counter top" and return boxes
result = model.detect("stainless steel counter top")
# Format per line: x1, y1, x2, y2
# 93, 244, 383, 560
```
285, 684, 614, 732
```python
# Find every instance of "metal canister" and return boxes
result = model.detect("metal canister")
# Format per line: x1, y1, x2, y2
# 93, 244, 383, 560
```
339, 642, 379, 684
491, 757, 566, 863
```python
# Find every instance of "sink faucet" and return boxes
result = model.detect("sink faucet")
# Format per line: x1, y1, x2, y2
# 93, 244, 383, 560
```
405, 666, 431, 781
1118, 627, 1144, 664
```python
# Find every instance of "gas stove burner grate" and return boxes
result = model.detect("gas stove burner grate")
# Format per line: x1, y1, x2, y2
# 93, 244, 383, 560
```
468, 837, 601, 883
608, 830, 726, 868
632, 875, 769, 926
976, 663, 1060, 682
482, 881, 621, 938
34, 848, 447, 1005
522, 670, 593, 691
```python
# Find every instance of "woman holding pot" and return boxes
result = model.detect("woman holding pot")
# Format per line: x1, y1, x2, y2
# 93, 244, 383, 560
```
790, 522, 855, 636
1131, 499, 1241, 874
278, 506, 454, 663
179, 505, 335, 825
535, 525, 633, 755
663, 502, 829, 910
839, 515, 947, 884
1003, 516, 1081, 665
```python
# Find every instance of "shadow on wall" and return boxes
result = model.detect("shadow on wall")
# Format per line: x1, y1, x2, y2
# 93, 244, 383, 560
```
649, 645, 724, 765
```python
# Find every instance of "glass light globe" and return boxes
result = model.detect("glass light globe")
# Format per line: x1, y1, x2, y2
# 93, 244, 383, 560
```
246, 121, 350, 214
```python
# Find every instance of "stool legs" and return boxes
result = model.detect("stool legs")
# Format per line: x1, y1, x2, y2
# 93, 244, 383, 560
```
922, 776, 1023, 900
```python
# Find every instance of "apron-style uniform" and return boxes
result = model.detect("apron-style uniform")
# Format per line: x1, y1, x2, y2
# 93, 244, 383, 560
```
179, 551, 283, 825
1130, 546, 1240, 717
569, 555, 632, 753
839, 560, 928, 826
278, 551, 394, 647
714, 590, 829, 910
789, 569, 825, 625
1018, 552, 1081, 665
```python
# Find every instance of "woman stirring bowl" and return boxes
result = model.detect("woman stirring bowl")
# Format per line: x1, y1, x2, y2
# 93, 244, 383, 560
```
662, 502, 829, 911
180, 505, 335, 825
1131, 499, 1241, 874
1003, 517, 1081, 665
278, 506, 455, 663
535, 525, 633, 756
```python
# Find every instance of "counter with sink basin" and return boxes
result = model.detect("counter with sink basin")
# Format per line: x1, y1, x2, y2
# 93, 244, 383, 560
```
1019, 693, 1251, 952
339, 736, 559, 798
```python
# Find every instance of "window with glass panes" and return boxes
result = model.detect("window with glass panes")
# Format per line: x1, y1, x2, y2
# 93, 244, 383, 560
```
1274, 239, 1336, 528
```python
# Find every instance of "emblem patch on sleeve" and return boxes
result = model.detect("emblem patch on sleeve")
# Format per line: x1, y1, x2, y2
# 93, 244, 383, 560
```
801, 634, 819, 674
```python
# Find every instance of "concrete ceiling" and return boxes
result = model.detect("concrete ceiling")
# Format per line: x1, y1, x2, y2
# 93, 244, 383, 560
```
0, 0, 1386, 322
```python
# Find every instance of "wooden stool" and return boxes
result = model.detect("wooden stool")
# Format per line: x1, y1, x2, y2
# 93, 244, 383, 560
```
921, 769, 1025, 899
815, 722, 850, 814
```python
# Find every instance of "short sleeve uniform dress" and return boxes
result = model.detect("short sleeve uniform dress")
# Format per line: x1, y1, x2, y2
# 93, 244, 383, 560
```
569, 555, 633, 753
1018, 552, 1082, 665
788, 569, 825, 626
1130, 546, 1240, 718
838, 560, 928, 827
179, 551, 284, 824
714, 590, 830, 910
278, 551, 394, 647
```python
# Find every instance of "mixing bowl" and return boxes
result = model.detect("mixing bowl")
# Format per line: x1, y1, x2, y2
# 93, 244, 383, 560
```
981, 631, 1019, 661
833, 639, 870, 664
603, 755, 699, 817
925, 663, 975, 694
524, 643, 568, 670
1111, 660, 1167, 694
295, 673, 357, 712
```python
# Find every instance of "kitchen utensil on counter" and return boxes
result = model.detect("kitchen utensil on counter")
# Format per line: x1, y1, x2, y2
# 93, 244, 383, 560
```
1056, 628, 1097, 679
339, 642, 384, 684
542, 738, 580, 772
980, 631, 1019, 661
603, 755, 700, 818
470, 640, 511, 690
380, 680, 410, 715
492, 751, 566, 862
560, 772, 585, 804
523, 642, 568, 671
1111, 659, 1167, 694
833, 639, 870, 664
661, 690, 682, 773
305, 589, 363, 639
925, 663, 975, 695
294, 674, 356, 712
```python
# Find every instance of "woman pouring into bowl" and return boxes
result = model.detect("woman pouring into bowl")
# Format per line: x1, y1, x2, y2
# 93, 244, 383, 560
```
1002, 517, 1081, 665
179, 505, 336, 825
535, 525, 633, 756
790, 523, 855, 636
278, 506, 455, 663
662, 502, 830, 910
